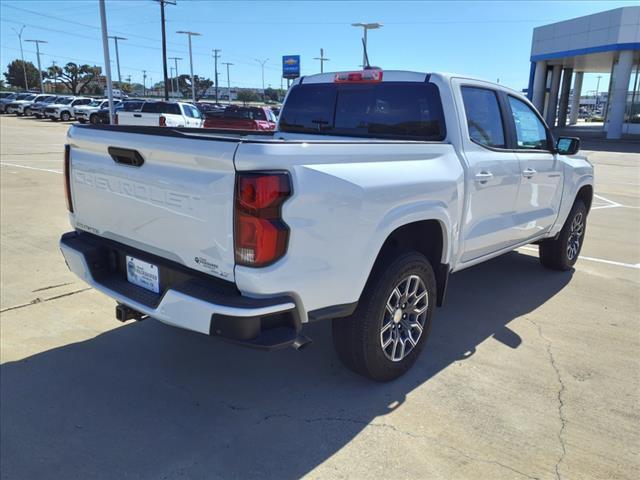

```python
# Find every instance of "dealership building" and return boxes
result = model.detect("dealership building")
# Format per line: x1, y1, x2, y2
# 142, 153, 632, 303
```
527, 6, 639, 138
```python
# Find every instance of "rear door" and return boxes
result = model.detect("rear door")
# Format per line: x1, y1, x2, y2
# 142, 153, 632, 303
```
505, 95, 563, 240
68, 127, 240, 280
454, 81, 522, 262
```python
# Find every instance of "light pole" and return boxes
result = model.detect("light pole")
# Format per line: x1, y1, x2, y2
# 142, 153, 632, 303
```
168, 56, 181, 97
351, 22, 382, 68
176, 30, 201, 103
98, 0, 115, 124
169, 66, 175, 95
595, 75, 602, 113
223, 62, 233, 105
255, 58, 268, 102
12, 25, 28, 90
108, 35, 126, 85
314, 48, 329, 73
212, 49, 221, 104
25, 39, 47, 93
142, 70, 147, 96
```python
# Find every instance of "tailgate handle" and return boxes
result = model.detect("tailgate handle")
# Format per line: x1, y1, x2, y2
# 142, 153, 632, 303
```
108, 147, 145, 167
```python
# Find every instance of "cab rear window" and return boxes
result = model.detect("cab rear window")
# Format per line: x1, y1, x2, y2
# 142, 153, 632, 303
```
279, 81, 446, 141
141, 102, 181, 115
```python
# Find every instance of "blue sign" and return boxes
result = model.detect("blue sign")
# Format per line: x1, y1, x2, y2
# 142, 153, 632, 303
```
282, 55, 301, 79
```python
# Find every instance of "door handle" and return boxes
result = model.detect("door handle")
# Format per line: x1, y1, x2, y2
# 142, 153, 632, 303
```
522, 168, 537, 178
474, 171, 493, 183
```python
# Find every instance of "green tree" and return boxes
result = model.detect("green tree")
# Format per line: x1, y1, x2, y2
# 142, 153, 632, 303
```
237, 89, 259, 104
4, 59, 41, 89
264, 87, 283, 102
47, 63, 101, 95
178, 74, 213, 101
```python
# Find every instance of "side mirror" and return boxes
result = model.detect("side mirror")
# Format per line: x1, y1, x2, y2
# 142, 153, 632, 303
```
556, 137, 580, 155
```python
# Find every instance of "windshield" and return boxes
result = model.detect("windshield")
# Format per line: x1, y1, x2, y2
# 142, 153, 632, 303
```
58, 98, 74, 105
15, 94, 31, 100
42, 96, 57, 103
279, 81, 446, 141
88, 100, 102, 107
0, 92, 14, 99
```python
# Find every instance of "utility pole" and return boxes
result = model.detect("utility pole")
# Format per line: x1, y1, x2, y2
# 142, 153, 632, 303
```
108, 35, 126, 85
169, 66, 175, 95
142, 70, 147, 96
314, 48, 329, 73
595, 75, 602, 112
212, 49, 221, 104
25, 39, 47, 93
155, 0, 175, 100
176, 30, 201, 103
168, 56, 181, 97
223, 62, 233, 105
12, 25, 28, 90
98, 0, 115, 123
351, 22, 382, 68
255, 58, 268, 102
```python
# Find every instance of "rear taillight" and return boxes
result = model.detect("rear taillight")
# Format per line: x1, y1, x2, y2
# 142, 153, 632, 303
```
114, 113, 118, 125
64, 144, 73, 212
334, 69, 383, 83
234, 172, 291, 267
159, 115, 166, 127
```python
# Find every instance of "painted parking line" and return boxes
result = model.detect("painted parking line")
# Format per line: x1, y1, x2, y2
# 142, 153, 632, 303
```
520, 246, 640, 269
592, 193, 640, 210
0, 162, 62, 174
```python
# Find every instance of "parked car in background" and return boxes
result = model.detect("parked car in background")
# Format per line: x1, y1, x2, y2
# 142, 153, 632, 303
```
8, 94, 55, 116
60, 69, 593, 381
115, 101, 202, 127
95, 100, 145, 124
0, 92, 16, 100
31, 96, 68, 118
196, 102, 225, 116
203, 105, 277, 130
74, 99, 122, 124
44, 97, 92, 121
1, 93, 32, 114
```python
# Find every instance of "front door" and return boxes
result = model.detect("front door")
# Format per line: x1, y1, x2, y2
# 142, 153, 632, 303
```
506, 95, 564, 241
456, 83, 522, 263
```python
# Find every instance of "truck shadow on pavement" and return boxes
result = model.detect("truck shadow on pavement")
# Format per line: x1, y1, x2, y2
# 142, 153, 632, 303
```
1, 251, 572, 479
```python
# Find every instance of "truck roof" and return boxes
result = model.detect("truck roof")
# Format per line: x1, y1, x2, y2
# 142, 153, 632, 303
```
295, 70, 522, 96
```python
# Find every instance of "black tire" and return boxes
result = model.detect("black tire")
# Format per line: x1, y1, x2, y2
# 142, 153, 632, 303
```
332, 251, 436, 382
60, 111, 71, 122
78, 118, 86, 124
24, 108, 31, 116
539, 199, 587, 271
89, 113, 98, 125
16, 112, 23, 117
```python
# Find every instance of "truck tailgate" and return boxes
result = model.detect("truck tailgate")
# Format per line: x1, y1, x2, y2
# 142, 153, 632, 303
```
67, 125, 239, 281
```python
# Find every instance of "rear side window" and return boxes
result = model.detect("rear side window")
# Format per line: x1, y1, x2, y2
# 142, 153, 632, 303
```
141, 102, 181, 115
461, 87, 506, 148
280, 82, 446, 141
507, 96, 549, 150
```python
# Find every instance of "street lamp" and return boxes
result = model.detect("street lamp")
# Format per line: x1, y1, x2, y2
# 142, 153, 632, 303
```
25, 39, 47, 93
12, 25, 28, 90
108, 35, 126, 85
255, 58, 268, 102
176, 30, 201, 103
223, 62, 233, 105
351, 22, 381, 68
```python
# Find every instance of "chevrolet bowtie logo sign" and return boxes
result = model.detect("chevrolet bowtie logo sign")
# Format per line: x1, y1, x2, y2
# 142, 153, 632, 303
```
282, 55, 301, 79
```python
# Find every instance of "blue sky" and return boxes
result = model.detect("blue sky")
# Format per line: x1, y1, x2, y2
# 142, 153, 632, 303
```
0, 0, 636, 92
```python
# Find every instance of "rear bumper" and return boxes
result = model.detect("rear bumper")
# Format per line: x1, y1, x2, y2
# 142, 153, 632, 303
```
60, 231, 302, 350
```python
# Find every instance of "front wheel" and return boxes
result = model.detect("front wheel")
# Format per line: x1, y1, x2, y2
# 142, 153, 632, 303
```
332, 251, 436, 382
539, 199, 587, 271
89, 113, 98, 125
60, 111, 71, 122
24, 108, 31, 116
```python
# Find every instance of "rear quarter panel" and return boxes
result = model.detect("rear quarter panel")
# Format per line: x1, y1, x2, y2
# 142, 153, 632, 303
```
233, 141, 464, 317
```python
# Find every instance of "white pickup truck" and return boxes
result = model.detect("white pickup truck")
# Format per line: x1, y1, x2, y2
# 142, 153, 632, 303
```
115, 101, 203, 127
60, 70, 593, 381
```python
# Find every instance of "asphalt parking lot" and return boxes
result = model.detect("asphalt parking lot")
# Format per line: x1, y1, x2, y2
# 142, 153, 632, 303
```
1, 115, 638, 479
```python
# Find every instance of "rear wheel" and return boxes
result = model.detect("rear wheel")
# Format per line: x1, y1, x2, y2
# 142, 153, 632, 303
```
332, 251, 436, 382
539, 199, 587, 271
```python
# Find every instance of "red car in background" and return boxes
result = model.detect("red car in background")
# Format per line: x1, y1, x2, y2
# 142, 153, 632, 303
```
203, 105, 277, 131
